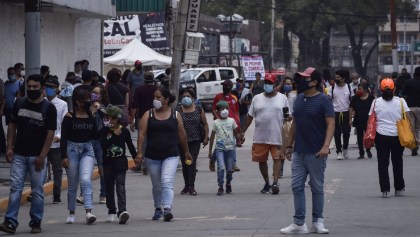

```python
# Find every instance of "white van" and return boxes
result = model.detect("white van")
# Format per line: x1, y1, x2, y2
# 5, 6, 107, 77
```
179, 67, 239, 110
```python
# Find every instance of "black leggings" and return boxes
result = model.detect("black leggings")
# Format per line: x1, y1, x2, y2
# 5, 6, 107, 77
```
355, 126, 370, 156
375, 133, 405, 192
179, 141, 201, 187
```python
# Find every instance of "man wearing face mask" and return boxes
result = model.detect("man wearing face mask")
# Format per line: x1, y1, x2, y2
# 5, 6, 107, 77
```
280, 67, 334, 234
127, 60, 144, 94
350, 73, 360, 94
211, 79, 241, 171
349, 83, 374, 159
44, 76, 68, 203
242, 74, 289, 195
327, 70, 354, 160
232, 78, 252, 131
0, 74, 57, 234
4, 68, 21, 125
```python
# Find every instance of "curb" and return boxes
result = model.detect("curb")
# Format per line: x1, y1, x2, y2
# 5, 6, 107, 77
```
0, 159, 136, 212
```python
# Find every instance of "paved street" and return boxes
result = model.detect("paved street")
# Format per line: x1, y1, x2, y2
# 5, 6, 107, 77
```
1, 113, 420, 236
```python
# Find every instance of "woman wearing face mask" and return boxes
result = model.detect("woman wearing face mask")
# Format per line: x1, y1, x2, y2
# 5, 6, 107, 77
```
135, 86, 192, 222
369, 79, 409, 198
60, 88, 98, 224
349, 83, 375, 159
176, 88, 209, 195
280, 77, 297, 115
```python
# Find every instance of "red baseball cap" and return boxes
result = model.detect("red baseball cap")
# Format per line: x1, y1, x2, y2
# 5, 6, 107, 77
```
134, 60, 142, 65
264, 73, 276, 83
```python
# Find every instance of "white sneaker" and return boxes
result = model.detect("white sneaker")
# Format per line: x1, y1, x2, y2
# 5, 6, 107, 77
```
99, 196, 106, 204
343, 149, 349, 159
311, 218, 329, 234
65, 215, 75, 224
395, 189, 405, 196
280, 223, 308, 234
106, 214, 116, 222
337, 152, 343, 160
86, 212, 96, 224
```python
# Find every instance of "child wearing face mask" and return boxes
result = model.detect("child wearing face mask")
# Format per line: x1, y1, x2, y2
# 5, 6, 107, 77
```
99, 106, 136, 224
208, 101, 241, 195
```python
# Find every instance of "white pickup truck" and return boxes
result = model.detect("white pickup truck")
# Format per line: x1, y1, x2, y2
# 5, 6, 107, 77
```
179, 67, 239, 111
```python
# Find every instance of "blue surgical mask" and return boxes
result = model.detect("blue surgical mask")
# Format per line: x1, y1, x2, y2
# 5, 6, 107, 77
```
283, 84, 292, 93
181, 97, 193, 107
45, 87, 56, 97
7, 75, 16, 81
264, 84, 274, 93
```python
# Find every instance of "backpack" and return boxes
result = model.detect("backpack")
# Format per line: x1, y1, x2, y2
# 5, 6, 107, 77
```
15, 97, 50, 121
331, 83, 352, 101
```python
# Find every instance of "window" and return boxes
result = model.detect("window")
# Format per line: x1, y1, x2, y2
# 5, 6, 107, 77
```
220, 70, 234, 80
200, 70, 216, 82
381, 34, 391, 43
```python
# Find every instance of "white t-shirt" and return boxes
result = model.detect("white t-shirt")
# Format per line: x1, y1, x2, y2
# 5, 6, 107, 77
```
212, 117, 237, 151
248, 92, 289, 145
369, 97, 410, 136
327, 84, 354, 112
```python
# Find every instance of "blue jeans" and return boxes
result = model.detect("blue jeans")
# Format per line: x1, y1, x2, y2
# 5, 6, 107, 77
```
92, 139, 106, 197
66, 141, 95, 211
215, 149, 235, 187
211, 148, 237, 166
5, 154, 47, 228
145, 156, 179, 209
291, 152, 327, 225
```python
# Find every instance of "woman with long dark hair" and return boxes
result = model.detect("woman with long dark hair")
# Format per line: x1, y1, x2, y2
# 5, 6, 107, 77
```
370, 78, 409, 198
135, 86, 192, 222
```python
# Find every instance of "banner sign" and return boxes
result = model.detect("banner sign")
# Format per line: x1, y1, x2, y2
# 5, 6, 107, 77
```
103, 13, 169, 57
139, 13, 170, 53
103, 15, 140, 58
241, 56, 265, 81
186, 0, 202, 32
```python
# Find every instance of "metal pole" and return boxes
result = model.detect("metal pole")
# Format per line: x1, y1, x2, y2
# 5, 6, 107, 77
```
411, 36, 415, 75
169, 0, 190, 101
390, 0, 399, 72
403, 16, 406, 68
25, 0, 41, 78
270, 0, 275, 69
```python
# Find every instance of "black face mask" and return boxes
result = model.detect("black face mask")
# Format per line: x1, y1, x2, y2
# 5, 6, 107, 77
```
82, 101, 92, 112
27, 89, 42, 100
382, 89, 394, 101
223, 86, 231, 94
297, 79, 314, 93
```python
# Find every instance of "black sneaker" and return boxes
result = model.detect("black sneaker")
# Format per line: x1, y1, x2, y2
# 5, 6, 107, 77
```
260, 183, 271, 194
366, 150, 373, 158
217, 186, 224, 195
118, 211, 129, 224
412, 147, 418, 156
271, 183, 280, 195
53, 195, 61, 204
226, 184, 232, 194
163, 208, 173, 222
30, 220, 42, 234
357, 155, 365, 160
180, 186, 188, 195
0, 220, 16, 234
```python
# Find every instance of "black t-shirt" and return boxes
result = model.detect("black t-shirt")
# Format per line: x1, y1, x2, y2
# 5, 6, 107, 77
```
99, 127, 137, 171
350, 94, 375, 128
401, 78, 420, 107
232, 90, 252, 116
11, 99, 57, 156
75, 84, 94, 93
132, 84, 157, 118
107, 82, 129, 106
60, 115, 97, 158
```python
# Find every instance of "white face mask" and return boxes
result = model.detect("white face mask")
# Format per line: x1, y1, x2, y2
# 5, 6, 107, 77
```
20, 70, 25, 76
153, 99, 162, 110
220, 109, 229, 119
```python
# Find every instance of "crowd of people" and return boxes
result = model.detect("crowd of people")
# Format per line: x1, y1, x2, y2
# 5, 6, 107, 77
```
0, 60, 416, 235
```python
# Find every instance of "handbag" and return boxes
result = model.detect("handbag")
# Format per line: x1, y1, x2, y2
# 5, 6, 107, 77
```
363, 99, 377, 149
397, 98, 417, 149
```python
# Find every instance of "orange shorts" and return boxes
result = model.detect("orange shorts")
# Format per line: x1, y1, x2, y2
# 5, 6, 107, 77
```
252, 144, 282, 162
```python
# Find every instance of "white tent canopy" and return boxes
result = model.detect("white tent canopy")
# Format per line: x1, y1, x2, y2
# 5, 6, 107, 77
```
103, 38, 172, 66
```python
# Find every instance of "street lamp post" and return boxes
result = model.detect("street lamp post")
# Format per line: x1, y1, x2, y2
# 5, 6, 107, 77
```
217, 14, 243, 66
